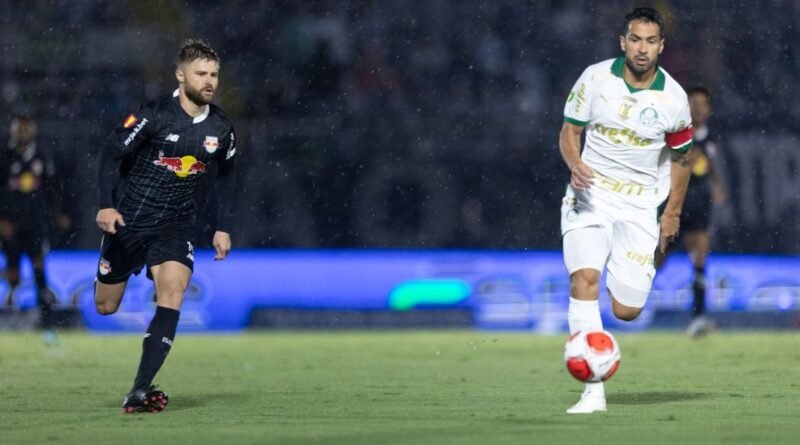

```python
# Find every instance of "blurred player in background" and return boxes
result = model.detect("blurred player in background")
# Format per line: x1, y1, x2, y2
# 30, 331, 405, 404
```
94, 39, 237, 413
657, 87, 727, 338
0, 115, 62, 343
559, 8, 693, 413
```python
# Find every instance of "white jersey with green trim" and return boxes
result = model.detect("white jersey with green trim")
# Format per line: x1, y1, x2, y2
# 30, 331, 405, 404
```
564, 57, 693, 208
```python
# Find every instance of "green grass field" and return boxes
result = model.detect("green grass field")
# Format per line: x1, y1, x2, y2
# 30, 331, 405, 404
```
1, 330, 798, 445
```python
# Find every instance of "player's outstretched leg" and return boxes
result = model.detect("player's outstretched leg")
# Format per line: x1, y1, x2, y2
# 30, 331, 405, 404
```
122, 385, 169, 414
123, 305, 179, 412
566, 293, 606, 414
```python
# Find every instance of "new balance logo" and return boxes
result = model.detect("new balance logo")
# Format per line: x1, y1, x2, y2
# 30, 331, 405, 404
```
165, 134, 180, 142
161, 337, 173, 347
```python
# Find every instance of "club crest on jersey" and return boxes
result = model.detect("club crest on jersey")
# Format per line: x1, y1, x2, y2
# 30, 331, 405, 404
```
639, 107, 659, 127
203, 136, 219, 153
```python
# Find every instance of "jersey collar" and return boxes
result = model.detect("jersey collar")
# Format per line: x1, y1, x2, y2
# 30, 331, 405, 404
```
610, 57, 665, 93
172, 88, 210, 124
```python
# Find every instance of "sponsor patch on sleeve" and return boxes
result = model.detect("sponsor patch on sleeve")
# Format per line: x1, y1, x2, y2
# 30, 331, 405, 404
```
225, 132, 236, 160
123, 114, 138, 129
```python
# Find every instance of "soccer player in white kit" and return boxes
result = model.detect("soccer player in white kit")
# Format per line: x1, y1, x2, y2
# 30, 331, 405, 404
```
559, 8, 694, 414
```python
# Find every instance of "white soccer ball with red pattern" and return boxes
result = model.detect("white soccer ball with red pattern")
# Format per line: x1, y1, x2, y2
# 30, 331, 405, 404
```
564, 330, 621, 383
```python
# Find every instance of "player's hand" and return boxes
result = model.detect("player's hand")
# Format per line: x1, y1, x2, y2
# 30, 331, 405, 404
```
570, 162, 595, 190
0, 219, 15, 240
213, 231, 231, 261
96, 208, 126, 234
56, 213, 72, 231
659, 212, 680, 253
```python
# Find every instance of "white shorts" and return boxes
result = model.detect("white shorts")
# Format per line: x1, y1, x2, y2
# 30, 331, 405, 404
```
560, 185, 658, 308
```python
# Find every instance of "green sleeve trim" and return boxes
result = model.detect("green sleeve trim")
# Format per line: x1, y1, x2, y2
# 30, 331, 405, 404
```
672, 141, 693, 154
564, 117, 588, 127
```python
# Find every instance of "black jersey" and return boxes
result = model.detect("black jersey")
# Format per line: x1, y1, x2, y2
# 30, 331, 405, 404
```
684, 126, 718, 210
680, 125, 719, 230
0, 143, 55, 226
97, 92, 237, 232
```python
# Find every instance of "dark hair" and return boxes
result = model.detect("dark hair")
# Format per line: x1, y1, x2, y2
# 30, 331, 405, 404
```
12, 113, 34, 124
623, 7, 665, 38
177, 39, 220, 66
686, 86, 712, 103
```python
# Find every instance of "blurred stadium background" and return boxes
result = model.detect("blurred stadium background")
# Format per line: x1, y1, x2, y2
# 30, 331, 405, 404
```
2, 0, 800, 332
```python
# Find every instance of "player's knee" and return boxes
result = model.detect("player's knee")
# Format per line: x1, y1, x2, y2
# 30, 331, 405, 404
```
94, 283, 123, 315
157, 282, 188, 308
612, 306, 642, 321
95, 300, 119, 315
607, 272, 649, 321
570, 269, 601, 298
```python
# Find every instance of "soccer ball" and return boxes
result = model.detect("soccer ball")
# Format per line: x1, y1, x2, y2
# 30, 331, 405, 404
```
564, 330, 621, 383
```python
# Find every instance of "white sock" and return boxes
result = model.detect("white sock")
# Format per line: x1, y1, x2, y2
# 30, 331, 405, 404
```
568, 297, 602, 334
568, 297, 605, 396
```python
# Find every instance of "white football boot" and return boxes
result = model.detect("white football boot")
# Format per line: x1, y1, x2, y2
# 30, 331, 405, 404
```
686, 316, 715, 339
566, 386, 607, 414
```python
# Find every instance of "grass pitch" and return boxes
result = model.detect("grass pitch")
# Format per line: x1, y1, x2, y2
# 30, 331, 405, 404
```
1, 330, 798, 445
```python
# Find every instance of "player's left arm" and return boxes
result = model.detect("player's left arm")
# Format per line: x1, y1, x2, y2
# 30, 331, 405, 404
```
212, 125, 237, 260
659, 116, 694, 253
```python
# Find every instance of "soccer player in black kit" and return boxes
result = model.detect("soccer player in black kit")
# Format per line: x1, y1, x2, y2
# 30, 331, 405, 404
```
657, 87, 727, 338
680, 87, 726, 338
0, 115, 59, 339
94, 39, 236, 413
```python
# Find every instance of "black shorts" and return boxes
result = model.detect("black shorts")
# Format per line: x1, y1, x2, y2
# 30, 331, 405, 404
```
2, 224, 48, 268
680, 204, 711, 232
96, 224, 195, 284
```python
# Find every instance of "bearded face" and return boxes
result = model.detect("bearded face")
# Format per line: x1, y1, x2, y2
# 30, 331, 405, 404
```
177, 58, 219, 106
619, 20, 663, 79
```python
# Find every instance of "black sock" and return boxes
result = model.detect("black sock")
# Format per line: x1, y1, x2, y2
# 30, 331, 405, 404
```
34, 268, 53, 329
692, 266, 706, 317
132, 306, 180, 392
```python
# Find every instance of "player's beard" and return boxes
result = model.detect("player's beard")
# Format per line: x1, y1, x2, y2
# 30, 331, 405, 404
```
624, 55, 656, 78
185, 84, 213, 106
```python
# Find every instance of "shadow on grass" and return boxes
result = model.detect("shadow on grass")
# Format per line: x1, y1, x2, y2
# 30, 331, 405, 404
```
608, 391, 709, 405
167, 391, 249, 411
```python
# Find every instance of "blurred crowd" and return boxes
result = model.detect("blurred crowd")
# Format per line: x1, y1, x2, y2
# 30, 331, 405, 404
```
1, 0, 798, 251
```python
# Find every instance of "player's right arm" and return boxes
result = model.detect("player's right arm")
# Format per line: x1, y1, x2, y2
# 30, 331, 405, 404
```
561, 67, 595, 189
559, 122, 593, 189
96, 103, 158, 234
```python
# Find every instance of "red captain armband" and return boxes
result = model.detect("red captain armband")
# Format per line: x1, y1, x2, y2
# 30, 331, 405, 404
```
666, 126, 694, 153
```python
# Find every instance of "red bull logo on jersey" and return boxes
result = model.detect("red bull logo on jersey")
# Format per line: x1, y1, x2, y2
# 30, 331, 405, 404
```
99, 258, 112, 276
203, 136, 219, 154
153, 151, 206, 178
